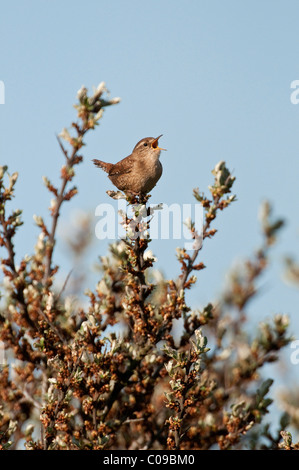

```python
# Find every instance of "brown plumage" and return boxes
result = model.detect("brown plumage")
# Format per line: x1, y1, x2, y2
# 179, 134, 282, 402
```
93, 135, 166, 195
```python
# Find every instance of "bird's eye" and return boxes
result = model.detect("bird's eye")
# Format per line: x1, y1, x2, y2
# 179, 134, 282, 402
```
143, 142, 148, 147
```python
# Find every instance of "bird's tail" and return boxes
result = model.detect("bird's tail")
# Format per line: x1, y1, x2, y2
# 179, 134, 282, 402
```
92, 159, 113, 174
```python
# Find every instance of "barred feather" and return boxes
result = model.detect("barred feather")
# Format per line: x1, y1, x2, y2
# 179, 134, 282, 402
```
92, 159, 113, 174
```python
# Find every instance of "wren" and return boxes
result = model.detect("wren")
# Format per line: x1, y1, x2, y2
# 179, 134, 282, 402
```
92, 135, 166, 195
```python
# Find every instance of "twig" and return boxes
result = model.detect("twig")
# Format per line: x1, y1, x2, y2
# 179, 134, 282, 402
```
43, 131, 86, 284
122, 417, 145, 425
38, 308, 67, 345
19, 388, 41, 410
55, 135, 69, 162
177, 194, 221, 291
0, 213, 17, 275
56, 269, 73, 304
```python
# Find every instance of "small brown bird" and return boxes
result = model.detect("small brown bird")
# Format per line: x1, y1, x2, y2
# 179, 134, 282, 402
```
93, 135, 166, 195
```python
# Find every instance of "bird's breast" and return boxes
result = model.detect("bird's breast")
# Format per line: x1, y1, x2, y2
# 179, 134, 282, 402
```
137, 157, 163, 193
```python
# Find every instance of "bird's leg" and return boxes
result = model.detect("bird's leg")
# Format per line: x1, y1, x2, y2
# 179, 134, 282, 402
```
125, 190, 139, 205
138, 193, 151, 205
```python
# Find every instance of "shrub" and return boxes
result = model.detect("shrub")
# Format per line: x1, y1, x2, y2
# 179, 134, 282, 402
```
0, 83, 296, 450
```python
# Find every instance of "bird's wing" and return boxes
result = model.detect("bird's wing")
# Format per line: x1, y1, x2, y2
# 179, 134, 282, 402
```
108, 155, 135, 176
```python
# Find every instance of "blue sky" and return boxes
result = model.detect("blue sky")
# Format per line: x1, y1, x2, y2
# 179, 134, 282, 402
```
1, 0, 299, 425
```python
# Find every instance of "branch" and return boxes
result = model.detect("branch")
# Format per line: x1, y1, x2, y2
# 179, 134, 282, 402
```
176, 161, 236, 292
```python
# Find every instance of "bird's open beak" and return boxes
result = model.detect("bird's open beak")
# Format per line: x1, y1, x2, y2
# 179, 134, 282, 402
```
151, 135, 167, 151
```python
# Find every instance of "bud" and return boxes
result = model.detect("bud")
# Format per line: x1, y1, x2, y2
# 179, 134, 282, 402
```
95, 81, 106, 96
33, 214, 44, 227
10, 172, 18, 184
77, 85, 87, 102
164, 360, 174, 374
109, 97, 121, 104
94, 109, 104, 121
59, 127, 72, 143
0, 165, 7, 179
144, 250, 157, 262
